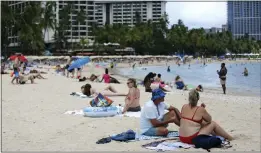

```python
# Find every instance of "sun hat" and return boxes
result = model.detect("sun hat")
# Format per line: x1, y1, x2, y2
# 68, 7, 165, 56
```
151, 88, 166, 101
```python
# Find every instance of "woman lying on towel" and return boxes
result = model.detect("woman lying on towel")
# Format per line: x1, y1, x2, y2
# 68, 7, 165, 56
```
81, 84, 127, 97
179, 89, 233, 144
175, 75, 188, 90
19, 73, 46, 84
122, 78, 141, 114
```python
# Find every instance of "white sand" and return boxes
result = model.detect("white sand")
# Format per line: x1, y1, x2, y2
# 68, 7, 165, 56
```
1, 64, 260, 151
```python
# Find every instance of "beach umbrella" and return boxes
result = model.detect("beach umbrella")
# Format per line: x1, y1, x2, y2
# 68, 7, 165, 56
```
9, 55, 27, 62
68, 57, 91, 71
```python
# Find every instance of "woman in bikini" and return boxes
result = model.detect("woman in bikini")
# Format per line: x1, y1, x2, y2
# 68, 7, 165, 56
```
179, 89, 233, 144
122, 78, 141, 113
81, 83, 127, 97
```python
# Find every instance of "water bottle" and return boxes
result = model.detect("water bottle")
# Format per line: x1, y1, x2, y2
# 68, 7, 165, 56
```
135, 128, 140, 141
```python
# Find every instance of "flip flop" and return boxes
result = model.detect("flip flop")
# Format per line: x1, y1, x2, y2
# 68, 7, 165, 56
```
96, 137, 111, 144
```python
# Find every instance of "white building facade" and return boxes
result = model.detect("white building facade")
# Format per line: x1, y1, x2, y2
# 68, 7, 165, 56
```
7, 0, 166, 47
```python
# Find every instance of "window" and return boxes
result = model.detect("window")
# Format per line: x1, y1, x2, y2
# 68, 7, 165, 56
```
72, 32, 78, 36
80, 32, 86, 36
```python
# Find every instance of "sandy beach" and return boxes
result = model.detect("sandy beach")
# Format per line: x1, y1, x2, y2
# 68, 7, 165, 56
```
1, 61, 260, 151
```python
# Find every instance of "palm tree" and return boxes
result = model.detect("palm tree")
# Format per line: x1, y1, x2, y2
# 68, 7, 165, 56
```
16, 2, 44, 55
41, 1, 56, 43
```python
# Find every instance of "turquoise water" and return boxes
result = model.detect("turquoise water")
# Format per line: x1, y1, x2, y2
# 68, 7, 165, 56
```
118, 62, 261, 96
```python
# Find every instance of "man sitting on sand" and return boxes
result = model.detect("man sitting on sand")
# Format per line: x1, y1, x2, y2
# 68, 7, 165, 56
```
140, 88, 181, 136
19, 73, 46, 84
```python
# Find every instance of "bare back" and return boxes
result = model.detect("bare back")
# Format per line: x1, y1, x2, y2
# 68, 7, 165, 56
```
179, 104, 205, 137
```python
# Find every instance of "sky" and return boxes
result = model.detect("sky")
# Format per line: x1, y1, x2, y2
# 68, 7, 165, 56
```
166, 2, 227, 29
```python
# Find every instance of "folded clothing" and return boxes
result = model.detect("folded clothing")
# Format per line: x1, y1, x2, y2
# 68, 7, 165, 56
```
111, 130, 136, 142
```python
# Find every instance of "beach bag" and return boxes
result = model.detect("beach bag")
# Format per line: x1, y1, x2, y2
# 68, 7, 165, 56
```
110, 130, 136, 142
192, 135, 222, 152
90, 93, 113, 107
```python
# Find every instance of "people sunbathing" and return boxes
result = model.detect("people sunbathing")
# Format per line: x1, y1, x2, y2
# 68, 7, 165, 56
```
179, 89, 233, 144
81, 84, 126, 97
122, 78, 141, 113
79, 74, 100, 82
19, 73, 46, 84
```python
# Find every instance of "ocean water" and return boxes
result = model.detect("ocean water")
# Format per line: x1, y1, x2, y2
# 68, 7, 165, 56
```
118, 62, 261, 96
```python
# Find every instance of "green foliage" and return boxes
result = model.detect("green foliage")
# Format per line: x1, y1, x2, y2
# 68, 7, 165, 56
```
1, 2, 260, 56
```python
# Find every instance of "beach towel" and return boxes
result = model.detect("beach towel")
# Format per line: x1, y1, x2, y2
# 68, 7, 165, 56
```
90, 93, 113, 107
137, 131, 179, 141
70, 92, 93, 98
142, 139, 194, 151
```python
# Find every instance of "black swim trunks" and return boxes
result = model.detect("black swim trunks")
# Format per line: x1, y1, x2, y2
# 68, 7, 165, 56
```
127, 106, 141, 112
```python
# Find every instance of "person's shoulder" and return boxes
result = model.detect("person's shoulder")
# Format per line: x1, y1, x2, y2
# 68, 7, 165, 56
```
144, 100, 154, 107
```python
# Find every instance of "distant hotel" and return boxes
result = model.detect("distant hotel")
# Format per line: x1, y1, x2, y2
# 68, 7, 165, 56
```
7, 0, 167, 47
227, 1, 261, 40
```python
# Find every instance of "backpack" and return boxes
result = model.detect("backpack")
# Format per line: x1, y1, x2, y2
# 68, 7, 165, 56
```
192, 135, 222, 152
90, 93, 113, 107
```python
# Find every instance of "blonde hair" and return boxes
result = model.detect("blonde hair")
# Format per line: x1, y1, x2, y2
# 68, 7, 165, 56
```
128, 78, 137, 88
189, 89, 199, 107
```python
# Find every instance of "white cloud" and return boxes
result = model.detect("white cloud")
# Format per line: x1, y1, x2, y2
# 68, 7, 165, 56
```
166, 2, 227, 29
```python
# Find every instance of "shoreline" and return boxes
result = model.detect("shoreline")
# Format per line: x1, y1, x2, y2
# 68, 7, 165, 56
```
111, 59, 260, 98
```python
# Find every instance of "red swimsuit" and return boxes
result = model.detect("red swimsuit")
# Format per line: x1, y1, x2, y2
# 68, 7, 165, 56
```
179, 106, 203, 144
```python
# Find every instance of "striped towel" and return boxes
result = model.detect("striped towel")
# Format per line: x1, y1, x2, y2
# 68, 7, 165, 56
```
138, 131, 179, 141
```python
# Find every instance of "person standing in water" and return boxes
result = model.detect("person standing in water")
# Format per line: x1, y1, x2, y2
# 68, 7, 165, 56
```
217, 63, 227, 94
243, 67, 248, 76
167, 66, 170, 72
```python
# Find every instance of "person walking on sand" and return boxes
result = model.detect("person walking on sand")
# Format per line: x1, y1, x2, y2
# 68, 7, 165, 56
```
140, 88, 181, 136
11, 54, 21, 84
179, 89, 233, 144
217, 63, 227, 94
65, 55, 73, 78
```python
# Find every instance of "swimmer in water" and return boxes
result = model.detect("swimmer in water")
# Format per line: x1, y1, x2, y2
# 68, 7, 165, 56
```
132, 63, 136, 69
243, 67, 248, 76
167, 66, 170, 72
188, 64, 190, 69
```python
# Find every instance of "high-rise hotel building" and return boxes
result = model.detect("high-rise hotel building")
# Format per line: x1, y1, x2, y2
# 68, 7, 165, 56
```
227, 1, 261, 40
6, 0, 166, 47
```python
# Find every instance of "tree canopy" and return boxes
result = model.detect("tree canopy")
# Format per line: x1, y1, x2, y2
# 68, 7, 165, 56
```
1, 2, 260, 56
